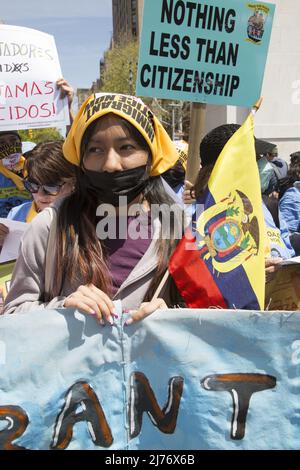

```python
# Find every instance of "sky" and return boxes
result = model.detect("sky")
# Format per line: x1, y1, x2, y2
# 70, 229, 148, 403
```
1, 0, 113, 90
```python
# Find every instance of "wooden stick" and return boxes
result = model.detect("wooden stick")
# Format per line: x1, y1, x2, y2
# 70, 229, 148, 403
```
251, 97, 263, 119
151, 269, 170, 301
185, 102, 207, 185
252, 97, 263, 113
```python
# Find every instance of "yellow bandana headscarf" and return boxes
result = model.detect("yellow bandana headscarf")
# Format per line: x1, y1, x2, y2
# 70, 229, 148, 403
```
63, 93, 179, 176
174, 140, 188, 170
0, 157, 26, 190
25, 201, 39, 222
0, 139, 26, 190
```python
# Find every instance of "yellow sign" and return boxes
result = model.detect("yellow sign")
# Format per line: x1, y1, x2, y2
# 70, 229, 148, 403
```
0, 260, 15, 313
265, 265, 300, 311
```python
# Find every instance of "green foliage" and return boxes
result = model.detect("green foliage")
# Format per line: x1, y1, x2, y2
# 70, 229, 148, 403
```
227, 207, 240, 217
240, 234, 250, 250
99, 39, 190, 140
19, 128, 63, 143
100, 40, 139, 95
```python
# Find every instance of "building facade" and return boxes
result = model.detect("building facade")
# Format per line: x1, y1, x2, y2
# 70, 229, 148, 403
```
112, 0, 144, 43
76, 88, 91, 108
205, 0, 300, 159
110, 1, 299, 158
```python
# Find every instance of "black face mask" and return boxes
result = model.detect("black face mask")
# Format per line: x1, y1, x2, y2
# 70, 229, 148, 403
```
82, 165, 149, 206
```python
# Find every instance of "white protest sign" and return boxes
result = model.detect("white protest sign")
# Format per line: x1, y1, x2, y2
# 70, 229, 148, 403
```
0, 24, 70, 130
0, 218, 28, 263
280, 256, 300, 266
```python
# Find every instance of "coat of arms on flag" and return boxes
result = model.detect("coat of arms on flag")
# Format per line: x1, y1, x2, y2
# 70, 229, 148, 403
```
196, 189, 260, 273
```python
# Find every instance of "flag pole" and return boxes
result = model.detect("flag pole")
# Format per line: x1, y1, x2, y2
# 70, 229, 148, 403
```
151, 98, 262, 303
185, 102, 206, 184
251, 97, 263, 115
151, 268, 171, 301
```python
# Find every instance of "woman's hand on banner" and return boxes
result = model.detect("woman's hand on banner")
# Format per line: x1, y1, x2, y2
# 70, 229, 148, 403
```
125, 298, 168, 325
63, 284, 117, 325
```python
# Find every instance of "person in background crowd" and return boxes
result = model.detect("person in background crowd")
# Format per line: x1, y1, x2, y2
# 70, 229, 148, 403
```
184, 127, 275, 198
290, 151, 300, 167
183, 124, 293, 280
162, 140, 188, 194
278, 151, 300, 200
3, 94, 184, 321
279, 163, 300, 255
162, 140, 197, 218
256, 149, 279, 197
0, 78, 74, 218
0, 130, 31, 217
265, 145, 288, 181
7, 141, 76, 223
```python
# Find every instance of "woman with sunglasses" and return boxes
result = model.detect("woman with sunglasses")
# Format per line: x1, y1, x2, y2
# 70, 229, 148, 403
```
4, 94, 184, 324
7, 141, 76, 222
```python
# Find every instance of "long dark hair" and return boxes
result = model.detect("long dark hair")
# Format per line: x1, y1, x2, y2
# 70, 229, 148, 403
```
51, 118, 183, 302
194, 164, 214, 199
162, 160, 185, 190
194, 124, 239, 198
279, 163, 300, 199
142, 176, 184, 301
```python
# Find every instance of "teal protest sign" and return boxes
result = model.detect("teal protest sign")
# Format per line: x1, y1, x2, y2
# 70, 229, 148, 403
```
136, 0, 275, 107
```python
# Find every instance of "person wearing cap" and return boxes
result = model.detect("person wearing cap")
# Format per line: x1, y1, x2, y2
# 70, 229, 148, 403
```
278, 163, 300, 256
254, 138, 280, 196
0, 130, 31, 218
264, 145, 288, 181
183, 129, 278, 202
290, 151, 300, 167
3, 94, 184, 322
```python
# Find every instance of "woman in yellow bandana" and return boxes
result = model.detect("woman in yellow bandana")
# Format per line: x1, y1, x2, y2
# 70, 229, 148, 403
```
4, 94, 184, 323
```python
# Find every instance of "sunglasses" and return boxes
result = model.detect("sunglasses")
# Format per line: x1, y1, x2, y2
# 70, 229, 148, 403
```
24, 179, 65, 196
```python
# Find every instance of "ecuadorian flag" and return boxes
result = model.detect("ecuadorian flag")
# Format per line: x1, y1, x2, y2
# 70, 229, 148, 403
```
169, 113, 265, 310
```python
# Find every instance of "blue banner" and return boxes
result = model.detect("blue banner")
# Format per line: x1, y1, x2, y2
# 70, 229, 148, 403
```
0, 307, 300, 450
136, 0, 276, 107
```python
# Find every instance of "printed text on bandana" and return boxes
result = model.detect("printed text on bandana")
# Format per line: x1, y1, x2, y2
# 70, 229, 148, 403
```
84, 95, 155, 143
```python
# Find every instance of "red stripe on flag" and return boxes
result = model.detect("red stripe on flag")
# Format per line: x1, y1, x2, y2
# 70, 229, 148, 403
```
169, 233, 228, 309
